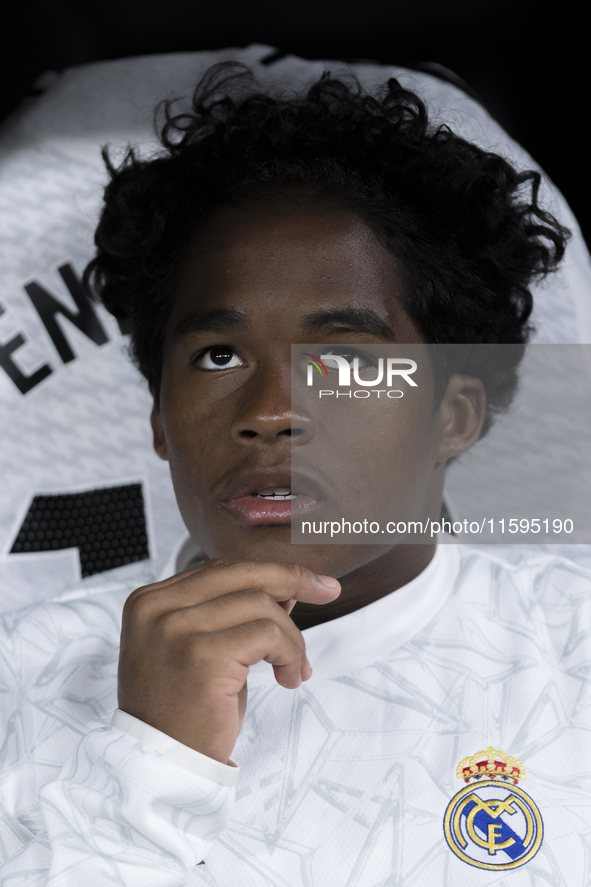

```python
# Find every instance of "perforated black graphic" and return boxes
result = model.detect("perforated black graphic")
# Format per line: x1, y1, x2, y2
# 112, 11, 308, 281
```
11, 484, 149, 576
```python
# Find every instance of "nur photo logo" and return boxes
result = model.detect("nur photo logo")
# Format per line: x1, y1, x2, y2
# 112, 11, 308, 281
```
303, 352, 418, 398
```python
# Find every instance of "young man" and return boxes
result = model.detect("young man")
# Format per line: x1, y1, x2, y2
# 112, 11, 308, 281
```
1, 65, 589, 885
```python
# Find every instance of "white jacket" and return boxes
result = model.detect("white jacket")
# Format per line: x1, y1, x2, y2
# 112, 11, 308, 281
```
1, 545, 591, 885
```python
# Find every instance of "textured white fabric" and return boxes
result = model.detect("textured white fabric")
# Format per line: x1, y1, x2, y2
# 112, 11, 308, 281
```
111, 709, 239, 785
1, 545, 591, 884
249, 541, 459, 681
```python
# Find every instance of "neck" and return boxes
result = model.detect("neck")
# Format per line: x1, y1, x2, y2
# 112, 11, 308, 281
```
290, 542, 436, 631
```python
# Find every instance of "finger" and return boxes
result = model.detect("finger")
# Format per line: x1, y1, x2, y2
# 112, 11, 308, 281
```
127, 560, 340, 614
136, 559, 339, 598
189, 561, 340, 605
160, 589, 308, 664
200, 619, 306, 690
130, 558, 213, 594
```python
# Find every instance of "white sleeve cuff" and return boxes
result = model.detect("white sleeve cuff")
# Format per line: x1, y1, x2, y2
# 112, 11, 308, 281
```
111, 708, 239, 787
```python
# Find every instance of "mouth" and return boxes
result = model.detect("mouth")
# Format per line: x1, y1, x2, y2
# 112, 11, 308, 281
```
221, 471, 321, 525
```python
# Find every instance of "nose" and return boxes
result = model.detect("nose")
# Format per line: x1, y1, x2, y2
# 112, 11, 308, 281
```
230, 366, 315, 447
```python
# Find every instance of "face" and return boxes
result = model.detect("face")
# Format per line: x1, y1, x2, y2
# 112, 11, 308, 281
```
151, 193, 482, 580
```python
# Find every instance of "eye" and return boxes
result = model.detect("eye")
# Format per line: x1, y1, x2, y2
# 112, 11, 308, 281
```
193, 346, 246, 371
321, 347, 374, 371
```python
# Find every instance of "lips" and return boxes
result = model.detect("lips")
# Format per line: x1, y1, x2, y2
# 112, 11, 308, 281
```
220, 468, 322, 525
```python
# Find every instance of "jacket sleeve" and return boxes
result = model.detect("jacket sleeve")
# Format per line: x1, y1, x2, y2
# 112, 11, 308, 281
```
0, 711, 237, 886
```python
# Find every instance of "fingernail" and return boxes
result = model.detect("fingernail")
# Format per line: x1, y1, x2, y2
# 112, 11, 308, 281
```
317, 575, 339, 588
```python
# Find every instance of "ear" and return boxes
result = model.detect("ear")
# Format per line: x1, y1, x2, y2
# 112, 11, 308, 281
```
150, 400, 169, 461
435, 374, 486, 463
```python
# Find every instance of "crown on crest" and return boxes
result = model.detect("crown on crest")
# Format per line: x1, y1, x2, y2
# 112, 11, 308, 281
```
456, 746, 527, 785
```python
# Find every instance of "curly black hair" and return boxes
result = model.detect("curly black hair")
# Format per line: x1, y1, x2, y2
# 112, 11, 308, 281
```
85, 62, 569, 426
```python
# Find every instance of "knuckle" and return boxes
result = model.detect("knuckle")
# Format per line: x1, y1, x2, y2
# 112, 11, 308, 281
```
250, 588, 274, 609
123, 586, 159, 621
125, 584, 151, 607
157, 608, 185, 641
204, 557, 239, 571
285, 561, 308, 582
207, 559, 269, 576
258, 617, 282, 641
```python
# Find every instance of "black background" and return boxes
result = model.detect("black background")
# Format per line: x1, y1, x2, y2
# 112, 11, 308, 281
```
1, 0, 586, 245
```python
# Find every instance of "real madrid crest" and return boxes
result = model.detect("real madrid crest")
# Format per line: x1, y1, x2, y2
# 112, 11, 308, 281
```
443, 747, 543, 871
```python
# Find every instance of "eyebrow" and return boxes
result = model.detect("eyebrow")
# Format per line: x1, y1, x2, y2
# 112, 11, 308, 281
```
172, 308, 252, 342
301, 308, 397, 341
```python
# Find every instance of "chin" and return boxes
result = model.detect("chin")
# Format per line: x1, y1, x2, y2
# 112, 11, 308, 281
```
198, 523, 396, 578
